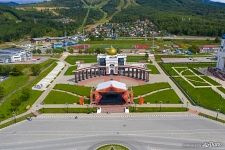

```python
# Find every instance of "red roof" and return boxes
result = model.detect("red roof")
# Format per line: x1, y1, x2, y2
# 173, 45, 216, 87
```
135, 44, 150, 49
73, 44, 90, 49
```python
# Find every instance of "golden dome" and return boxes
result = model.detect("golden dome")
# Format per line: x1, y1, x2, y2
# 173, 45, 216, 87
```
106, 46, 117, 55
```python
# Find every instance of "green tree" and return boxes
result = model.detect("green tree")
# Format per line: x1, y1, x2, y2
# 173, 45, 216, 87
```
68, 47, 74, 54
215, 36, 220, 43
20, 88, 31, 102
31, 64, 41, 76
37, 49, 42, 54
10, 66, 23, 76
0, 86, 4, 101
188, 45, 199, 54
10, 98, 21, 111
145, 52, 149, 61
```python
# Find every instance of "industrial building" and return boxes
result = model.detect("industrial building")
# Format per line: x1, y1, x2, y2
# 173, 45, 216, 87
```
0, 48, 32, 63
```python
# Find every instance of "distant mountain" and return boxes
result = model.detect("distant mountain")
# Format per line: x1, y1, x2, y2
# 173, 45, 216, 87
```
0, 2, 19, 6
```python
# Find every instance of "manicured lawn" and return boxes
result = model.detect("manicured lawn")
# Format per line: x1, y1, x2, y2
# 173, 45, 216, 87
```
44, 91, 80, 104
201, 76, 220, 86
161, 63, 225, 114
65, 55, 97, 65
138, 89, 181, 104
174, 77, 225, 114
218, 87, 225, 94
54, 84, 91, 97
64, 66, 77, 75
130, 107, 187, 113
97, 144, 129, 150
127, 56, 146, 62
161, 63, 216, 76
132, 82, 171, 97
147, 64, 159, 74
181, 69, 195, 76
39, 108, 97, 113
185, 76, 210, 86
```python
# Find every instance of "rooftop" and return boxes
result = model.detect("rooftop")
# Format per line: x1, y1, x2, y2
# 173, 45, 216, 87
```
96, 80, 127, 91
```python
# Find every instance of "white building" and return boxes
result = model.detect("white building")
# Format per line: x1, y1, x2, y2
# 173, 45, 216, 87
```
216, 35, 225, 71
97, 47, 127, 75
0, 48, 32, 63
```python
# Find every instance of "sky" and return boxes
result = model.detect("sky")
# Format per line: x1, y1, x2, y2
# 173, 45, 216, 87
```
0, 0, 225, 4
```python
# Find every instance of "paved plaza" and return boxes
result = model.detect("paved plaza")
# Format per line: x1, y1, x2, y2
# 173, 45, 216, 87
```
0, 113, 225, 150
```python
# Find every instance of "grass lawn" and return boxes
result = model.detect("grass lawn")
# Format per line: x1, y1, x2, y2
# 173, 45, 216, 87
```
97, 144, 129, 150
65, 55, 96, 65
64, 66, 77, 75
218, 87, 225, 94
0, 60, 57, 122
0, 75, 29, 97
147, 64, 160, 74
174, 77, 225, 114
127, 55, 146, 62
39, 108, 97, 113
201, 76, 221, 86
130, 107, 187, 113
44, 91, 80, 104
137, 89, 181, 104
54, 84, 91, 97
161, 63, 216, 76
181, 69, 195, 76
132, 82, 171, 97
161, 63, 225, 114
185, 76, 210, 86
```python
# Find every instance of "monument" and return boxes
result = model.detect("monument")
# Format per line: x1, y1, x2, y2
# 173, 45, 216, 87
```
97, 46, 127, 75
74, 46, 150, 83
217, 34, 225, 71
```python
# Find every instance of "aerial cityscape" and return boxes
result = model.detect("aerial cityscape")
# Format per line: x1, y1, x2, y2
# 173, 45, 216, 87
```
0, 0, 225, 149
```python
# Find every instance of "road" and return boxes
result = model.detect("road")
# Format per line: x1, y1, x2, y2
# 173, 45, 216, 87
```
0, 113, 224, 150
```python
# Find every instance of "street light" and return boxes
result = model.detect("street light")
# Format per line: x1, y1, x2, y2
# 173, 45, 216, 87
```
65, 103, 69, 113
186, 101, 189, 111
159, 101, 162, 112
216, 109, 220, 120
86, 104, 89, 114
12, 111, 16, 123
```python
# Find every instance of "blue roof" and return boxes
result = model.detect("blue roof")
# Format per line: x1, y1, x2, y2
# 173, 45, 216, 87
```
222, 34, 225, 39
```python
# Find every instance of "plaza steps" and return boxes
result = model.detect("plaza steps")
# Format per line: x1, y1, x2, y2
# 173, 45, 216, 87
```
100, 105, 127, 113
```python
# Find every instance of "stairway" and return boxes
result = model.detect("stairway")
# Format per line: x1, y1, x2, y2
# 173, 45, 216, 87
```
100, 105, 127, 113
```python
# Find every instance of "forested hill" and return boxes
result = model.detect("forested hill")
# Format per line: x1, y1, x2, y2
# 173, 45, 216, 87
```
112, 0, 225, 36
0, 0, 225, 43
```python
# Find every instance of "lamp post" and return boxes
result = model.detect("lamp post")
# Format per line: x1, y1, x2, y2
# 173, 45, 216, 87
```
216, 109, 220, 120
12, 111, 16, 123
65, 103, 69, 113
186, 101, 189, 111
159, 101, 162, 112
86, 104, 89, 113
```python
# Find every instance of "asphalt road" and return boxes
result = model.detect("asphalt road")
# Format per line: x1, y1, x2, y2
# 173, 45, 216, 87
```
0, 113, 225, 150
